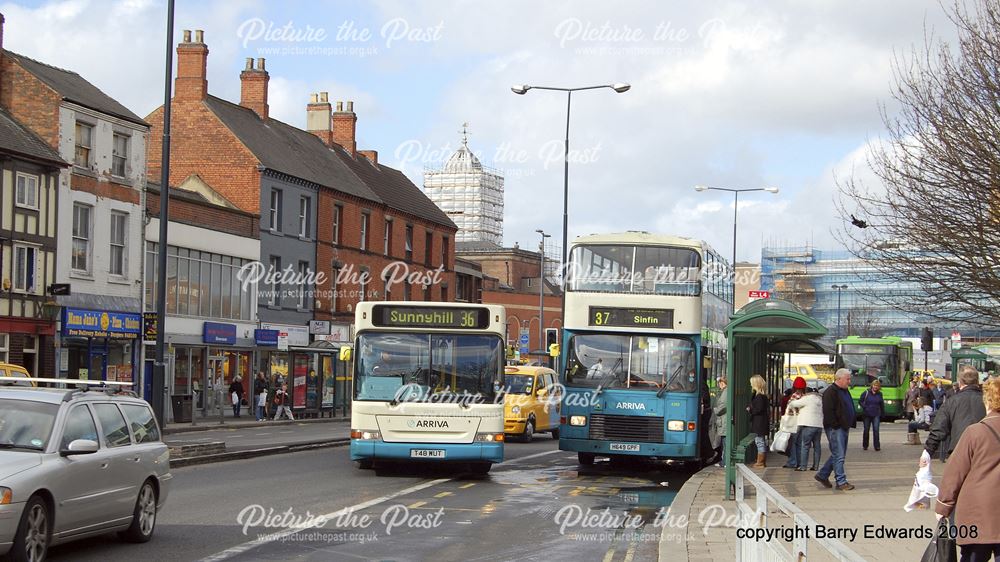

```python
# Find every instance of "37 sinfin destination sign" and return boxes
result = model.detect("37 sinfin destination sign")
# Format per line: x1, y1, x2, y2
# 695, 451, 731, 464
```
372, 305, 490, 330
588, 307, 674, 328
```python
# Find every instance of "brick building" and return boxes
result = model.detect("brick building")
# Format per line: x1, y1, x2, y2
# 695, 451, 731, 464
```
144, 30, 457, 358
1, 13, 148, 381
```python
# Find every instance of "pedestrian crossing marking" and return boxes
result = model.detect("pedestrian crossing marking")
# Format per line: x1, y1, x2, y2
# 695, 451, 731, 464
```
459, 483, 476, 489
407, 501, 427, 508
434, 491, 453, 498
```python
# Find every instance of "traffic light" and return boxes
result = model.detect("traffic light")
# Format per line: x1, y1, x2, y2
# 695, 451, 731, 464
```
545, 328, 559, 348
921, 327, 933, 352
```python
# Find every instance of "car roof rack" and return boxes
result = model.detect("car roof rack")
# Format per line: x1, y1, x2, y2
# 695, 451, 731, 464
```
0, 377, 138, 400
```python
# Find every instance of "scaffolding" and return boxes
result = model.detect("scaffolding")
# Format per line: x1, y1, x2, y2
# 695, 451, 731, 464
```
424, 125, 504, 247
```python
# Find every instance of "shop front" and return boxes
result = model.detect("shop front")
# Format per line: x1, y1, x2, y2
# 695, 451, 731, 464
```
259, 323, 345, 417
60, 307, 141, 381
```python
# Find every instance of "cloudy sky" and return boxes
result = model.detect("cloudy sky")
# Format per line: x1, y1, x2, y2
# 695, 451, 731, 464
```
0, 0, 958, 262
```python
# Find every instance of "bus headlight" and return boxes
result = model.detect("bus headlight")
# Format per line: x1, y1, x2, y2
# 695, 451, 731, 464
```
569, 415, 587, 426
351, 430, 381, 440
510, 405, 521, 415
476, 433, 504, 442
667, 420, 685, 431
885, 400, 896, 406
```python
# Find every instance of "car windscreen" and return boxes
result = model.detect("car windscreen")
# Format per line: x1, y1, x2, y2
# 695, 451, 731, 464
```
0, 399, 58, 451
504, 375, 535, 395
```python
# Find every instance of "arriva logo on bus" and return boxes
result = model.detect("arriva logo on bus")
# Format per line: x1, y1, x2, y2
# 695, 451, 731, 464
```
407, 419, 450, 428
615, 402, 646, 410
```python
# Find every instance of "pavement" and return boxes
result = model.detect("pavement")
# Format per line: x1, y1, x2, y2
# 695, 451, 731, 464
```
164, 417, 351, 466
664, 421, 942, 562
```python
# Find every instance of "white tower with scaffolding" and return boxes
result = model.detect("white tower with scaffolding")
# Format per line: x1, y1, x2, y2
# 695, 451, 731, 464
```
424, 125, 504, 246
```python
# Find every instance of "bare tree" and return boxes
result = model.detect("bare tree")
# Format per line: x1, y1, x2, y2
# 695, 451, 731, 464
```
836, 0, 1000, 327
845, 305, 891, 338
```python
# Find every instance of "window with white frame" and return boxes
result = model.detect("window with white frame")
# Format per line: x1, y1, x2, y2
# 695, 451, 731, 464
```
72, 203, 92, 273
360, 214, 369, 251
332, 205, 342, 245
330, 265, 339, 313
405, 225, 413, 261
13, 245, 38, 292
383, 219, 392, 256
0, 334, 7, 363
269, 189, 282, 232
299, 196, 310, 238
359, 269, 368, 302
298, 261, 309, 309
109, 211, 127, 276
74, 122, 93, 167
112, 133, 129, 177
15, 173, 39, 209
269, 256, 281, 306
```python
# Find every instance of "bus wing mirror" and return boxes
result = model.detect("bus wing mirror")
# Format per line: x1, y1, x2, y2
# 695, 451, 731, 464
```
829, 354, 836, 363
339, 347, 353, 362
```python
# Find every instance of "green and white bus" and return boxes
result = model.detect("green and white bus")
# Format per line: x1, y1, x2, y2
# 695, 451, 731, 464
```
834, 336, 913, 419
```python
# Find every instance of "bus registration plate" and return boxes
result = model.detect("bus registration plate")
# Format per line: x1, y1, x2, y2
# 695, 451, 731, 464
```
410, 449, 446, 458
610, 443, 640, 452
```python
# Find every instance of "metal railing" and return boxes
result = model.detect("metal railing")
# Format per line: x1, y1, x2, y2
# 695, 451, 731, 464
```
734, 463, 867, 562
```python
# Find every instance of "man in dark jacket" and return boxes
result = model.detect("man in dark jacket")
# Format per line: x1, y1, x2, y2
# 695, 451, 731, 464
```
816, 369, 857, 491
923, 367, 986, 463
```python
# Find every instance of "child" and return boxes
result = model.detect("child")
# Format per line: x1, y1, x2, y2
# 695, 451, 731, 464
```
256, 387, 268, 421
273, 383, 294, 421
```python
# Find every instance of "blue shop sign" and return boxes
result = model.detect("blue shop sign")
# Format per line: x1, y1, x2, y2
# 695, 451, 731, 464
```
203, 322, 237, 345
254, 329, 279, 346
63, 308, 141, 338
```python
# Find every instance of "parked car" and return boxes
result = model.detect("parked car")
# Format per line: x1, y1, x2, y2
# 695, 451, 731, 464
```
503, 366, 561, 441
0, 364, 34, 387
0, 383, 171, 562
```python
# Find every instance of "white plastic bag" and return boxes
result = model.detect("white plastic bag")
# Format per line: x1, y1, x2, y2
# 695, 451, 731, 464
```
904, 465, 938, 512
772, 430, 791, 454
231, 391, 239, 405
779, 412, 798, 433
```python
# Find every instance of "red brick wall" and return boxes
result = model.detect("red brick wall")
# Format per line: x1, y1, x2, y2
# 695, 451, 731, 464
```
146, 189, 259, 239
239, 69, 268, 119
332, 111, 356, 154
145, 101, 262, 213
71, 173, 140, 204
463, 253, 540, 288
175, 42, 208, 102
482, 290, 563, 348
0, 56, 62, 149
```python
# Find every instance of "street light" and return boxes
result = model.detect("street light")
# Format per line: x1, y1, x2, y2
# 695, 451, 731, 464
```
512, 83, 630, 329
536, 229, 551, 354
832, 284, 848, 338
693, 185, 779, 313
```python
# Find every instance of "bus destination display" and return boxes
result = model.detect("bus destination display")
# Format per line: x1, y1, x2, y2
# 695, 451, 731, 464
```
372, 305, 490, 329
589, 307, 674, 328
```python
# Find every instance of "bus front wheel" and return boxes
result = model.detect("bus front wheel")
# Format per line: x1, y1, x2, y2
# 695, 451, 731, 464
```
357, 458, 374, 470
470, 462, 492, 475
578, 452, 595, 465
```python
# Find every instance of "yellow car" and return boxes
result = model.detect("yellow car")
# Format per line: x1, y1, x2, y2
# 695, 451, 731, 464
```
503, 366, 561, 442
0, 362, 35, 386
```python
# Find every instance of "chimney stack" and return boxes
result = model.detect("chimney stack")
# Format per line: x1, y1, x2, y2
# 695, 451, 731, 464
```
358, 150, 378, 165
240, 57, 269, 119
306, 91, 333, 145
332, 100, 357, 155
175, 29, 209, 101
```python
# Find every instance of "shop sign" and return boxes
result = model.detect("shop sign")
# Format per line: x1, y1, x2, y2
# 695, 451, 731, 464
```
203, 322, 237, 345
255, 329, 279, 346
278, 332, 289, 351
143, 312, 158, 342
63, 308, 141, 338
309, 320, 331, 335
261, 323, 310, 347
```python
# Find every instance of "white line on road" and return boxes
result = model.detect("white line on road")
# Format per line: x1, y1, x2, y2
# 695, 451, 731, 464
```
199, 448, 563, 561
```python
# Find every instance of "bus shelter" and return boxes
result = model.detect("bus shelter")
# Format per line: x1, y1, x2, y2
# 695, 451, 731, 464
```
950, 347, 994, 382
722, 299, 828, 499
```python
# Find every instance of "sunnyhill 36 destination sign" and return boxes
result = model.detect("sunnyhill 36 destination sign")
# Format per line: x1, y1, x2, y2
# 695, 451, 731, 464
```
371, 305, 491, 329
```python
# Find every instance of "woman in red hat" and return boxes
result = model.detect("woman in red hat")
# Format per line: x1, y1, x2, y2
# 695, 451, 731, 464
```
781, 377, 809, 468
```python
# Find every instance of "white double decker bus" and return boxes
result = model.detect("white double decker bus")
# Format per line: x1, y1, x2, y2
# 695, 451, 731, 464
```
558, 232, 732, 466
349, 302, 507, 474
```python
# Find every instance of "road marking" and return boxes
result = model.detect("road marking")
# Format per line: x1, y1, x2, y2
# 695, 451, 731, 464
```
199, 478, 449, 562
434, 491, 452, 498
407, 501, 427, 509
623, 539, 637, 562
459, 483, 476, 489
199, 448, 563, 561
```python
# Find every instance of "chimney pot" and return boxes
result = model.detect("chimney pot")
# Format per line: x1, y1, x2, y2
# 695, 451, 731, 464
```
183, 29, 191, 43
310, 93, 318, 103
336, 101, 343, 111
319, 92, 328, 103
257, 57, 265, 71
245, 57, 253, 70
194, 29, 204, 43
347, 100, 354, 112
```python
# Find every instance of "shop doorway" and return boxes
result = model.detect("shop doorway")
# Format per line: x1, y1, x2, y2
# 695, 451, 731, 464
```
205, 354, 226, 416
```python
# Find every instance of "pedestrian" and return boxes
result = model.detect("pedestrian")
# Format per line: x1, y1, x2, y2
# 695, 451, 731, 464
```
919, 379, 935, 410
273, 383, 294, 421
908, 397, 933, 435
714, 376, 728, 467
815, 368, 857, 491
747, 374, 770, 469
256, 386, 268, 421
782, 377, 807, 469
933, 377, 1000, 562
924, 366, 987, 464
904, 379, 920, 421
788, 386, 823, 471
228, 375, 245, 418
859, 380, 885, 451
932, 382, 946, 411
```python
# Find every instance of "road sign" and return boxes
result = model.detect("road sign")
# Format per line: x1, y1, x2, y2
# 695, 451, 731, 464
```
951, 331, 962, 350
748, 290, 770, 303
519, 328, 530, 355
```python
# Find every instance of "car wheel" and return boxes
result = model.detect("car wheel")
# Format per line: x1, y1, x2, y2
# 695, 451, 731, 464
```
11, 495, 49, 562
578, 452, 595, 465
523, 420, 534, 442
550, 427, 560, 439
120, 480, 157, 543
358, 458, 374, 470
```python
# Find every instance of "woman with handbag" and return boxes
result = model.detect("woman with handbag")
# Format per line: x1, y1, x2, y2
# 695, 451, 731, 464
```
228, 375, 245, 418
788, 387, 824, 471
782, 377, 807, 468
747, 374, 770, 469
860, 380, 885, 451
934, 377, 1000, 562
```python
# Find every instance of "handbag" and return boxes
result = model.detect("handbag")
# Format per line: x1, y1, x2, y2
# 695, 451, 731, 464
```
919, 518, 957, 562
779, 412, 798, 433
772, 430, 792, 454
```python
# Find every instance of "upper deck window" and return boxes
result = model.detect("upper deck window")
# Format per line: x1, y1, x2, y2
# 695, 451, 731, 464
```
568, 244, 701, 295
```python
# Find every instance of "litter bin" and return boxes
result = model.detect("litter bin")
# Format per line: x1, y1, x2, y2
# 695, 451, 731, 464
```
171, 394, 192, 423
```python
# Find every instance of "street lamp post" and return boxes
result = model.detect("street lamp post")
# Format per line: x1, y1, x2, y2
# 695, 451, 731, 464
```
536, 229, 551, 354
693, 185, 779, 312
512, 83, 630, 328
832, 284, 848, 338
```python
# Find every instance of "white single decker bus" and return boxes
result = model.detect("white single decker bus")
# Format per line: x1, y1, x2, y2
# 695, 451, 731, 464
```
349, 302, 507, 474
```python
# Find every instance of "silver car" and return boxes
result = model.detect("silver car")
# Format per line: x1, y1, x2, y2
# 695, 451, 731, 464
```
0, 386, 171, 562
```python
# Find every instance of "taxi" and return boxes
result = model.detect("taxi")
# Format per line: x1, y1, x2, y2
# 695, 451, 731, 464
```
503, 366, 560, 442
0, 363, 35, 387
